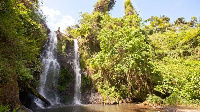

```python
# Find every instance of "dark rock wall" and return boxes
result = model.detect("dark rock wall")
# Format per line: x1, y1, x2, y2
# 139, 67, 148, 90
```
57, 39, 75, 104
56, 36, 103, 104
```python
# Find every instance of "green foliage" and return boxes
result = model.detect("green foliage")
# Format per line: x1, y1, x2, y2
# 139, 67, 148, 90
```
94, 0, 116, 13
16, 62, 33, 81
124, 0, 135, 16
98, 81, 120, 100
58, 68, 73, 91
68, 9, 159, 102
144, 16, 200, 105
80, 57, 86, 70
57, 39, 66, 55
154, 58, 200, 105
0, 104, 10, 112
57, 32, 73, 55
81, 74, 92, 93
0, 0, 47, 81
0, 104, 19, 112
0, 0, 48, 108
144, 16, 171, 34
89, 14, 159, 101
146, 94, 163, 105
81, 75, 91, 87
66, 0, 200, 106
68, 12, 103, 66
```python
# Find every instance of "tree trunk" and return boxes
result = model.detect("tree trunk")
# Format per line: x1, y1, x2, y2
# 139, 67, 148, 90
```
18, 80, 51, 106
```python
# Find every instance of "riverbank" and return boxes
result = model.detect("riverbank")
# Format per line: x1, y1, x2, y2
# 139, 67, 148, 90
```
147, 102, 200, 112
159, 105, 200, 112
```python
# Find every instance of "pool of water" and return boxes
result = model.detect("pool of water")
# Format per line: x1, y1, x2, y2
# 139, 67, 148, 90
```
33, 103, 162, 112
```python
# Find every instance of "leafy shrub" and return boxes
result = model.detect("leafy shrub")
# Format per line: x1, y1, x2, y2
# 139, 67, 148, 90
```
58, 68, 73, 91
145, 16, 200, 105
0, 104, 9, 112
146, 94, 163, 105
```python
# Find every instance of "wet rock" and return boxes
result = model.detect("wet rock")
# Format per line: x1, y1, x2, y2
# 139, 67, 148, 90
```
17, 105, 33, 112
89, 92, 103, 104
56, 35, 103, 105
57, 39, 75, 104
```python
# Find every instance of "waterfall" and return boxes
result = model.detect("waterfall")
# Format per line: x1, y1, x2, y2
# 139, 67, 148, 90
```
35, 32, 60, 108
73, 39, 81, 105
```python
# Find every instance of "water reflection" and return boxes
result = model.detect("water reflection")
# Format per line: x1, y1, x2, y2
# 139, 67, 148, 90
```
34, 105, 92, 112
34, 103, 161, 112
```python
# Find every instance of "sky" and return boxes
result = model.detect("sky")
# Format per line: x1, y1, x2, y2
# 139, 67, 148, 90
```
39, 0, 200, 32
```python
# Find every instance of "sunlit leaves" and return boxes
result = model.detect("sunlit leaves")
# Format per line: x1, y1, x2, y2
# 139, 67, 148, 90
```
94, 0, 116, 13
124, 0, 135, 16
85, 13, 158, 101
0, 0, 48, 82
145, 16, 200, 104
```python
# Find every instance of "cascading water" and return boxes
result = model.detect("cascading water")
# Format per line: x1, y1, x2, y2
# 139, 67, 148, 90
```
35, 32, 60, 108
73, 39, 81, 105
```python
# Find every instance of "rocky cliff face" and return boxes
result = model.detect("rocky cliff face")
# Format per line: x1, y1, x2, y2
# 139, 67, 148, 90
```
57, 37, 75, 104
56, 32, 103, 104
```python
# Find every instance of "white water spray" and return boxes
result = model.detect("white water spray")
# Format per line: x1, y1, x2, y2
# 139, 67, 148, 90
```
73, 39, 81, 105
35, 32, 60, 107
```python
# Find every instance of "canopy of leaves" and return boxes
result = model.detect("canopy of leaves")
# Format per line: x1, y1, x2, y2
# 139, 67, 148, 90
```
144, 16, 200, 105
94, 0, 116, 13
67, 0, 200, 105
124, 0, 135, 16
0, 0, 48, 108
68, 10, 160, 102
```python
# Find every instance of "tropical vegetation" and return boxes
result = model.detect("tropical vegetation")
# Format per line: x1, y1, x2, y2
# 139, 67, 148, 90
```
67, 0, 200, 105
0, 0, 199, 111
0, 0, 49, 110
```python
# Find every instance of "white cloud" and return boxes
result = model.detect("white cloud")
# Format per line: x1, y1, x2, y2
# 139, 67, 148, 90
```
40, 5, 75, 32
54, 15, 75, 32
41, 6, 60, 20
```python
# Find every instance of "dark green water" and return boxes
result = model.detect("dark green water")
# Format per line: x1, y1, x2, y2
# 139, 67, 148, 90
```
33, 103, 161, 112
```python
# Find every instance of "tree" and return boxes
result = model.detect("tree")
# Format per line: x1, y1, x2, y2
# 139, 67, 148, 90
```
0, 0, 48, 110
69, 3, 159, 102
124, 0, 135, 16
145, 16, 172, 33
189, 16, 197, 27
94, 0, 116, 13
